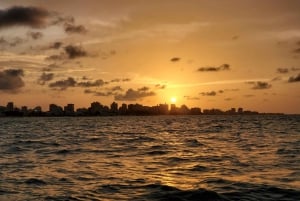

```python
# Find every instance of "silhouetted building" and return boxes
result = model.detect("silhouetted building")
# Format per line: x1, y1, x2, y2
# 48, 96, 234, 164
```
21, 106, 28, 116
158, 104, 168, 115
119, 103, 127, 115
90, 102, 103, 115
110, 102, 118, 113
238, 107, 243, 114
190, 107, 201, 115
6, 102, 14, 112
49, 104, 64, 116
64, 104, 75, 116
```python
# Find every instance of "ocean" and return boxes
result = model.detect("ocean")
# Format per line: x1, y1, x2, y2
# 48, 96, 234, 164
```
0, 115, 299, 201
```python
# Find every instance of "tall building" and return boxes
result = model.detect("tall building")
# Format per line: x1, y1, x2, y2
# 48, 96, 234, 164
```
238, 107, 243, 114
64, 104, 75, 115
110, 102, 118, 113
49, 104, 63, 116
6, 102, 14, 111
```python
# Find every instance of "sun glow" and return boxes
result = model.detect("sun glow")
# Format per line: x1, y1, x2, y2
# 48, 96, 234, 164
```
170, 97, 177, 103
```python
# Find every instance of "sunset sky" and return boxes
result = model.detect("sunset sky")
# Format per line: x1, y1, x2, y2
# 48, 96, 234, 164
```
0, 0, 299, 114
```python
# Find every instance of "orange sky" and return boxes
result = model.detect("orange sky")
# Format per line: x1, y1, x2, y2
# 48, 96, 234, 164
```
0, 0, 299, 114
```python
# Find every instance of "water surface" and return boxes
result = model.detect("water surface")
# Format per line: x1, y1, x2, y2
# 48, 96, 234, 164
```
0, 115, 299, 200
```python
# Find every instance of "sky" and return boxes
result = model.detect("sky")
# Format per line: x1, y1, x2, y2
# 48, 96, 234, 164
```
0, 0, 299, 114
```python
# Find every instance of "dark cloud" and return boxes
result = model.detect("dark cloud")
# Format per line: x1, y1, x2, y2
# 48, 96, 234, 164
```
64, 45, 87, 59
200, 91, 217, 96
293, 48, 300, 53
114, 87, 156, 101
247, 81, 272, 90
64, 23, 87, 34
288, 74, 300, 83
0, 68, 24, 91
38, 72, 54, 85
197, 64, 230, 72
277, 68, 289, 74
49, 42, 63, 49
0, 6, 50, 29
170, 57, 181, 62
77, 79, 106, 87
49, 77, 76, 90
27, 31, 43, 40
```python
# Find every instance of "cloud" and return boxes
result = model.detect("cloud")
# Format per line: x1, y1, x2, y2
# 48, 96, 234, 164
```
277, 68, 289, 74
64, 45, 87, 59
170, 57, 181, 62
271, 76, 282, 82
45, 54, 64, 61
49, 77, 76, 90
232, 35, 239, 40
294, 48, 300, 53
244, 94, 255, 98
197, 64, 230, 72
27, 31, 43, 40
77, 79, 106, 87
0, 68, 24, 91
49, 42, 63, 49
122, 78, 131, 82
155, 84, 166, 89
291, 67, 300, 71
0, 36, 25, 47
114, 87, 156, 101
110, 86, 123, 91
288, 74, 300, 83
45, 44, 88, 61
247, 81, 272, 89
110, 78, 131, 83
64, 23, 87, 34
38, 72, 54, 85
200, 91, 217, 96
184, 96, 199, 100
0, 6, 50, 29
84, 89, 112, 97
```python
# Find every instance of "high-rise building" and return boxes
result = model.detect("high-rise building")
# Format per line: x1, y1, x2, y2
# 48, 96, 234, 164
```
6, 102, 14, 111
64, 104, 75, 115
110, 102, 118, 113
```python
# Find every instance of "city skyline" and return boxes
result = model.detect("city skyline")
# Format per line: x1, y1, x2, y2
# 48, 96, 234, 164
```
0, 1, 300, 114
1, 100, 287, 117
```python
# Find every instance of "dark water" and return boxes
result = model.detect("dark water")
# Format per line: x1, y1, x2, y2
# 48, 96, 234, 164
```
0, 115, 299, 201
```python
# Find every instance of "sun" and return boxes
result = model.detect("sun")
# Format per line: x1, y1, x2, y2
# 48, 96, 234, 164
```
170, 97, 177, 103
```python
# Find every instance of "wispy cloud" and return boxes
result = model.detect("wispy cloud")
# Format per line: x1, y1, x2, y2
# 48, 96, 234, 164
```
197, 64, 230, 72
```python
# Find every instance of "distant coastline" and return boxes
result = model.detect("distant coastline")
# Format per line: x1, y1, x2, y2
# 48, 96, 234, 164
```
0, 101, 286, 117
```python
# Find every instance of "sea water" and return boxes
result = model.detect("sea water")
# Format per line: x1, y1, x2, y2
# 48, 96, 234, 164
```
0, 115, 299, 201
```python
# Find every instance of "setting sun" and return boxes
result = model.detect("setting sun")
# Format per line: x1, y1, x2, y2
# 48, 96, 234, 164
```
170, 97, 177, 103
